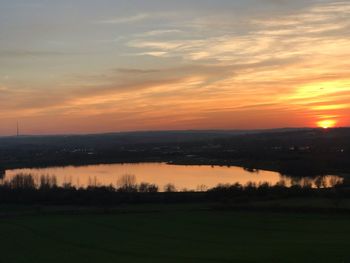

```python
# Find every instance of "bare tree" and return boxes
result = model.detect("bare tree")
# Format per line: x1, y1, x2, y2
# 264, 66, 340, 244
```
196, 184, 208, 192
314, 176, 324, 189
117, 174, 137, 192
88, 176, 100, 188
10, 173, 36, 189
39, 174, 57, 189
139, 182, 158, 193
164, 183, 177, 192
329, 176, 342, 188
301, 178, 312, 189
276, 179, 286, 187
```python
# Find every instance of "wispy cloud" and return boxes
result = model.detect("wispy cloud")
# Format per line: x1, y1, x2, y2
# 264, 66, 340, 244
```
96, 13, 150, 24
136, 29, 182, 37
0, 50, 72, 58
127, 1, 350, 63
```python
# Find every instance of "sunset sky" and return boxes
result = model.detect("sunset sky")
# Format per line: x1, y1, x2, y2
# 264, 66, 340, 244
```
0, 0, 349, 135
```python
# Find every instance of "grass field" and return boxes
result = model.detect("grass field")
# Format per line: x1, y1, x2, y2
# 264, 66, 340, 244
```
1, 205, 350, 263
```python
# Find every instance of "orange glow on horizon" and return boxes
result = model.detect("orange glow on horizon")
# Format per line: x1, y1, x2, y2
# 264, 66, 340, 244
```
317, 119, 337, 129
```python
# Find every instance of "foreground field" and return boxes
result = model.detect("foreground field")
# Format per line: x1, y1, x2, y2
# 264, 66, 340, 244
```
1, 206, 350, 263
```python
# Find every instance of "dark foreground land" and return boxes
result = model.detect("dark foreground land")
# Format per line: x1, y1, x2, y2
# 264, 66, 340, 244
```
1, 128, 350, 262
1, 204, 350, 263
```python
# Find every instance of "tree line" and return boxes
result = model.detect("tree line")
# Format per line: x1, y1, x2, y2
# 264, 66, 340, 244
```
1, 173, 350, 209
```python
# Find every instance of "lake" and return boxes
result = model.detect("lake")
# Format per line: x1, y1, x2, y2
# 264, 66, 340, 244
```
3, 163, 342, 191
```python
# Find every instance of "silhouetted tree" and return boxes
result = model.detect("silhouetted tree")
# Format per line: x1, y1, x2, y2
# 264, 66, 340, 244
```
117, 174, 138, 192
329, 176, 342, 188
9, 174, 36, 189
164, 183, 177, 192
39, 175, 57, 189
197, 184, 208, 192
139, 182, 158, 193
0, 169, 5, 179
87, 176, 99, 188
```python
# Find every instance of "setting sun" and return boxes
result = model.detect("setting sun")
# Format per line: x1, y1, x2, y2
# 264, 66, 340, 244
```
317, 120, 337, 129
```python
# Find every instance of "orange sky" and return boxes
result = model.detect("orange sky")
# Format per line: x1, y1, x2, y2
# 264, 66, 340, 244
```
0, 0, 349, 135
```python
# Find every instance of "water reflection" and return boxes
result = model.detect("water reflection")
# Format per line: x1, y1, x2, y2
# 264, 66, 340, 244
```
3, 163, 343, 191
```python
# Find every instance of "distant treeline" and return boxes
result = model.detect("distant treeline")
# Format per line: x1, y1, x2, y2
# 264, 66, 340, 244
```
1, 173, 349, 207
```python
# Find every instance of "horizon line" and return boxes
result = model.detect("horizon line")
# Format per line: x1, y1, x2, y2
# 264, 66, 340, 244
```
1, 126, 348, 138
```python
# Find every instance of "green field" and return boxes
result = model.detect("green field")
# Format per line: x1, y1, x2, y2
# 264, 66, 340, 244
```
1, 206, 350, 263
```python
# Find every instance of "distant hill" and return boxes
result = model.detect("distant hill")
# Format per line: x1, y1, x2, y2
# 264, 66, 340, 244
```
0, 128, 310, 147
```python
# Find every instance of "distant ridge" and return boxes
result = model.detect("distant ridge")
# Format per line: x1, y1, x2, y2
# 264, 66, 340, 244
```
1, 127, 313, 138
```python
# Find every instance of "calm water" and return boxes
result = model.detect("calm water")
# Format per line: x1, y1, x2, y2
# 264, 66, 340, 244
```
3, 163, 342, 191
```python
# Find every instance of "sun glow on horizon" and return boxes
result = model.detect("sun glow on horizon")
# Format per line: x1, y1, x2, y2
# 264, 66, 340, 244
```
317, 119, 337, 129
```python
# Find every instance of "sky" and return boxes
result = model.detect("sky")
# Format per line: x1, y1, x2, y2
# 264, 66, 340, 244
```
0, 0, 349, 135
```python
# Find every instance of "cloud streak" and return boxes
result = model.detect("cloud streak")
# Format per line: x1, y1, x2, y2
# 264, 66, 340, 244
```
96, 14, 150, 24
